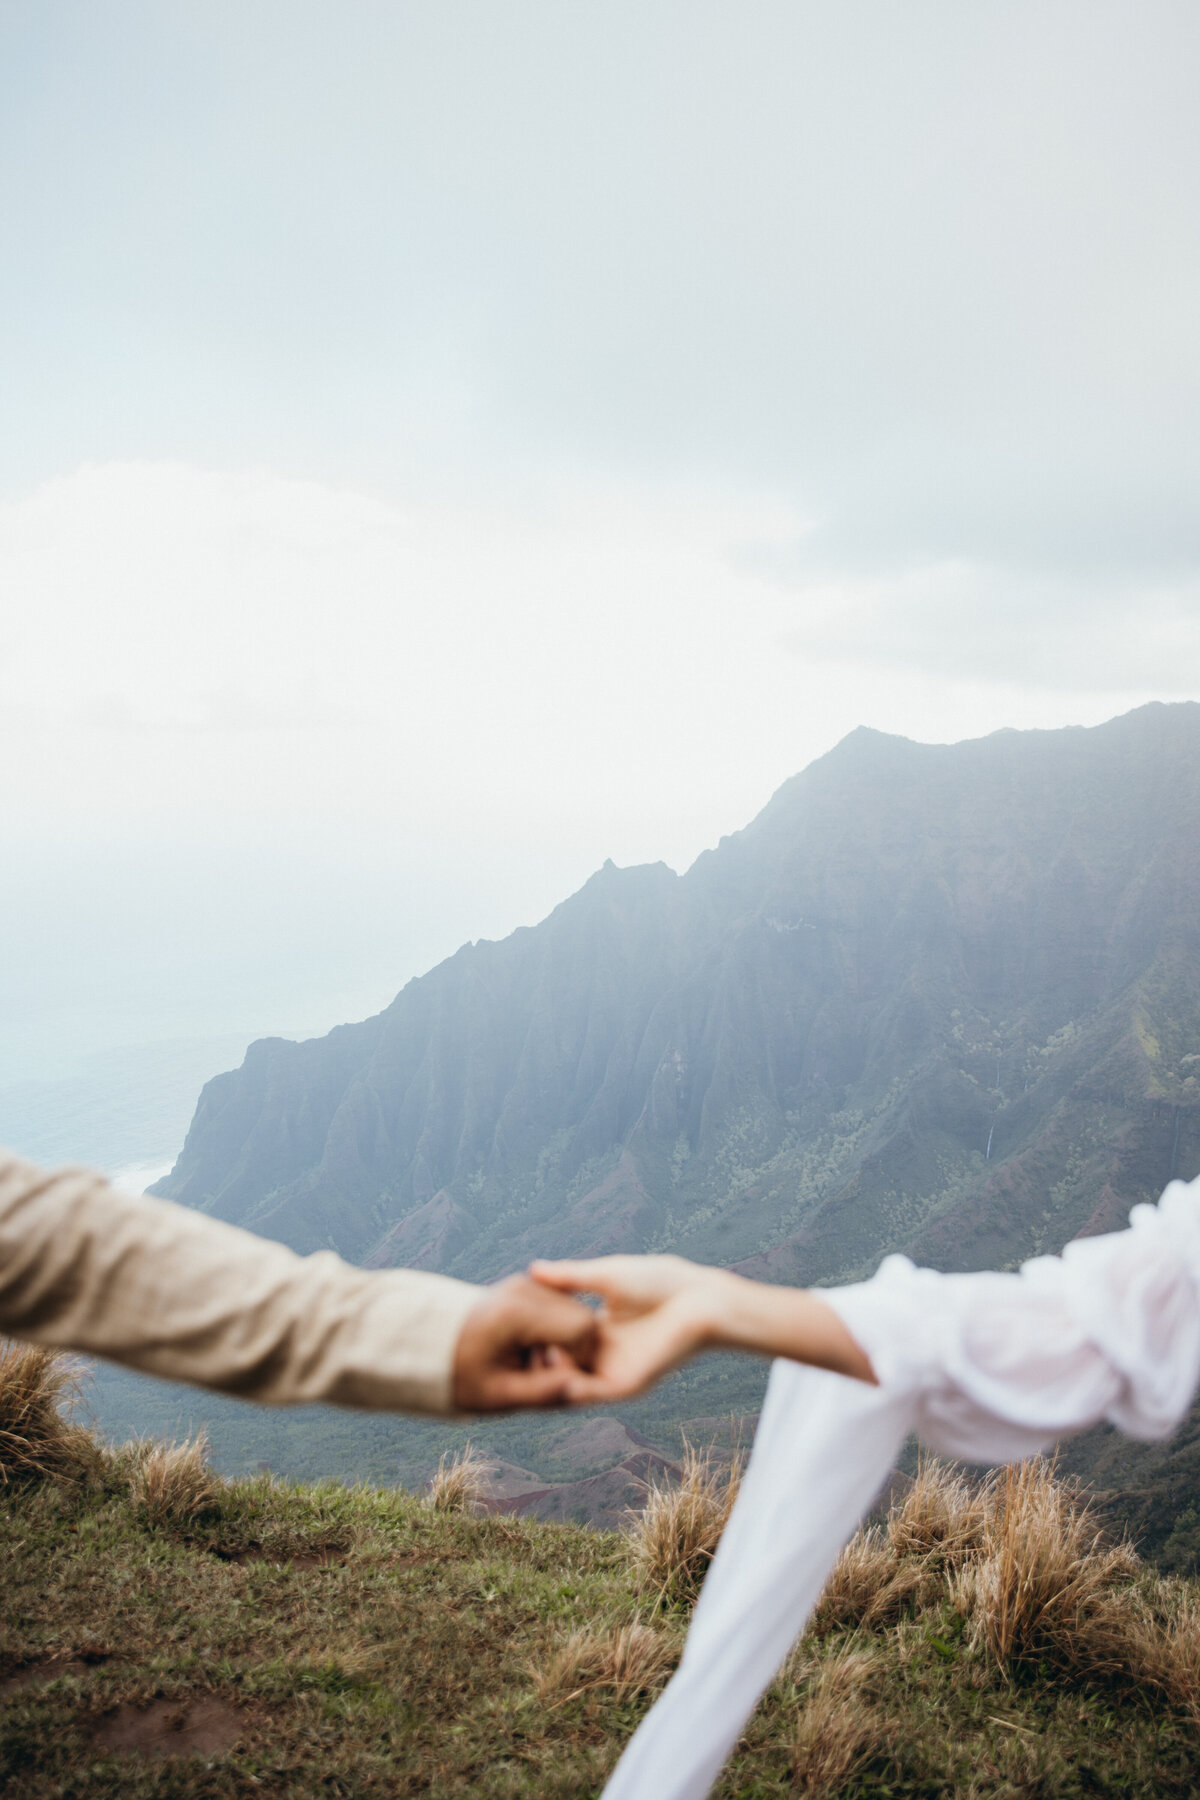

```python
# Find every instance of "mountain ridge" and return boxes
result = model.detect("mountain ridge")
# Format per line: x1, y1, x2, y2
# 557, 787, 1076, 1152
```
153, 702, 1200, 1299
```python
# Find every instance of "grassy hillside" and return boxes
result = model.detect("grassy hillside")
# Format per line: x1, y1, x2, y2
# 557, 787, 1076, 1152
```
5, 1347, 1200, 1797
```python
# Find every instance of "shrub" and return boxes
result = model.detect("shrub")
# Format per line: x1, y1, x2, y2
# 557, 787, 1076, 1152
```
625, 1444, 742, 1608
427, 1443, 489, 1515
0, 1338, 102, 1486
128, 1430, 222, 1527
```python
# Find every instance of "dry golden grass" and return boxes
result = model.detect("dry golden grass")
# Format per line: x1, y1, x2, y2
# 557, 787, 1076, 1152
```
952, 1460, 1142, 1677
815, 1456, 1153, 1686
127, 1430, 222, 1527
0, 1339, 101, 1486
625, 1443, 743, 1608
889, 1459, 990, 1564
532, 1619, 678, 1707
427, 1442, 490, 1514
813, 1459, 985, 1636
813, 1524, 936, 1634
790, 1646, 897, 1797
5, 1413, 1200, 1798
1119, 1579, 1200, 1722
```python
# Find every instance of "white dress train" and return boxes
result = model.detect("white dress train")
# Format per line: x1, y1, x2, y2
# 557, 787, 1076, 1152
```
601, 1174, 1200, 1800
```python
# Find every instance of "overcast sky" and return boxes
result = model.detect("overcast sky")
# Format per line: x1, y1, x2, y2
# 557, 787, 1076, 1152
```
2, 1, 1198, 1081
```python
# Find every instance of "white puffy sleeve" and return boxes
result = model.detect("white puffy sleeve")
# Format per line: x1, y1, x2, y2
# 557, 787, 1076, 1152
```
822, 1173, 1200, 1463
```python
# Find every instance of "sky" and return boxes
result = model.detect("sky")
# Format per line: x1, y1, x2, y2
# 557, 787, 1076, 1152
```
2, 0, 1199, 1086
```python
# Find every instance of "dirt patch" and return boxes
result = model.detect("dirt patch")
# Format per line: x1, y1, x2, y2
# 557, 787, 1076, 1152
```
1, 1649, 110, 1692
288, 1547, 343, 1569
207, 1542, 345, 1568
90, 1696, 248, 1760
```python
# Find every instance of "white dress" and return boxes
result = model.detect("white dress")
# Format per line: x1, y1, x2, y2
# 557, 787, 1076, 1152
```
601, 1174, 1200, 1800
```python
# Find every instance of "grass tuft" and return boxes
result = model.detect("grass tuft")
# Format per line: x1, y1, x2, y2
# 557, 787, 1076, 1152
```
813, 1459, 986, 1637
0, 1339, 101, 1487
625, 1443, 742, 1608
427, 1442, 489, 1514
952, 1459, 1143, 1677
889, 1457, 990, 1564
533, 1619, 678, 1707
1138, 1583, 1200, 1723
790, 1646, 897, 1797
127, 1430, 223, 1527
814, 1523, 935, 1634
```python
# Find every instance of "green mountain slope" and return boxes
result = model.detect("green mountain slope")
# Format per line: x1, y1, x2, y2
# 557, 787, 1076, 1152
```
154, 703, 1200, 1299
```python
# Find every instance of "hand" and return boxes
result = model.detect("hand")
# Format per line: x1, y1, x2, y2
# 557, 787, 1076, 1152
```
528, 1255, 877, 1403
451, 1273, 601, 1412
527, 1254, 732, 1403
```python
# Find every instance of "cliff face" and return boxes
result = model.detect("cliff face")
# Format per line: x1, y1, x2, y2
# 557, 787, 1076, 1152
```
154, 702, 1200, 1286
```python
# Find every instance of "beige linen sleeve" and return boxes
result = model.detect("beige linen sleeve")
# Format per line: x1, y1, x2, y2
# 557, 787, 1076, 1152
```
0, 1148, 482, 1416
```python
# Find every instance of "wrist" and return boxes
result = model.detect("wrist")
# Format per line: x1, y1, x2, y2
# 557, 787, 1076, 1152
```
681, 1269, 751, 1354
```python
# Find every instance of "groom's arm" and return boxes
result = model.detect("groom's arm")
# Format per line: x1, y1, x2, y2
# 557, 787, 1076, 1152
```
0, 1149, 597, 1415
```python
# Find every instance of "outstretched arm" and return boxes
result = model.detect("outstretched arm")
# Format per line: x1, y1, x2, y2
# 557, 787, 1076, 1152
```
528, 1253, 876, 1402
0, 1149, 598, 1417
537, 1172, 1200, 1451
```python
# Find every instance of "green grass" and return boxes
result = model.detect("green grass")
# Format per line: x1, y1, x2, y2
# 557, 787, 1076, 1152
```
5, 1449, 1200, 1798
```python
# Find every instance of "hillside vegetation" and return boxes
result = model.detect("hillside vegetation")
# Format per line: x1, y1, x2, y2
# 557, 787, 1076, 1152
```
5, 1347, 1200, 1797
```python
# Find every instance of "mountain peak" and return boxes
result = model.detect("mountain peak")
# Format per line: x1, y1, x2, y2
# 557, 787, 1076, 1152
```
156, 702, 1200, 1309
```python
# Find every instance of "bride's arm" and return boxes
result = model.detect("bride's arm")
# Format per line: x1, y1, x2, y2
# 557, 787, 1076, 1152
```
527, 1253, 876, 1402
531, 1172, 1200, 1448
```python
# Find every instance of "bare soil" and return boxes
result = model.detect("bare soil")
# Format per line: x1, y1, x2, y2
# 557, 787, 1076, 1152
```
89, 1695, 250, 1759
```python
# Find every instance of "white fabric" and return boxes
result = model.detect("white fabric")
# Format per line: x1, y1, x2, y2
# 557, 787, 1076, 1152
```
603, 1175, 1200, 1800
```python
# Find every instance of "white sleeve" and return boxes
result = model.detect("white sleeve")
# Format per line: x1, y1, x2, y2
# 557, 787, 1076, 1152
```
823, 1173, 1200, 1463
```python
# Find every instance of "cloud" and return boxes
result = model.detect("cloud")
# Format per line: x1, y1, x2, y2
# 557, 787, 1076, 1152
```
1, 460, 1189, 864
0, 460, 821, 855
1, 456, 1191, 1082
4, 2, 1199, 603
741, 547, 1200, 692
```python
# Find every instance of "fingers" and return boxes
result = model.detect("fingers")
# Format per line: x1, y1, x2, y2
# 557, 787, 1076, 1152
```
452, 1263, 709, 1414
496, 1272, 591, 1332
559, 1367, 645, 1404
528, 1257, 627, 1300
497, 1276, 601, 1364
468, 1362, 577, 1411
452, 1277, 601, 1412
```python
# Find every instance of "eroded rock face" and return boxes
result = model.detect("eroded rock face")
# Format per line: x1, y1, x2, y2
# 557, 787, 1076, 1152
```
154, 703, 1200, 1286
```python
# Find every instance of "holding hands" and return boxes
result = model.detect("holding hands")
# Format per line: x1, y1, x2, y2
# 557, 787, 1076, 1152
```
528, 1254, 876, 1403
450, 1273, 601, 1411
451, 1256, 876, 1413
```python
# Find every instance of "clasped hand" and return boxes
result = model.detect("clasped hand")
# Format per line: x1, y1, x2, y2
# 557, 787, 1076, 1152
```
452, 1256, 875, 1412
450, 1257, 724, 1412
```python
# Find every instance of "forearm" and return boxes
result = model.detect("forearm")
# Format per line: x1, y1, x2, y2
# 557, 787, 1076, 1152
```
0, 1150, 480, 1415
698, 1272, 878, 1383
